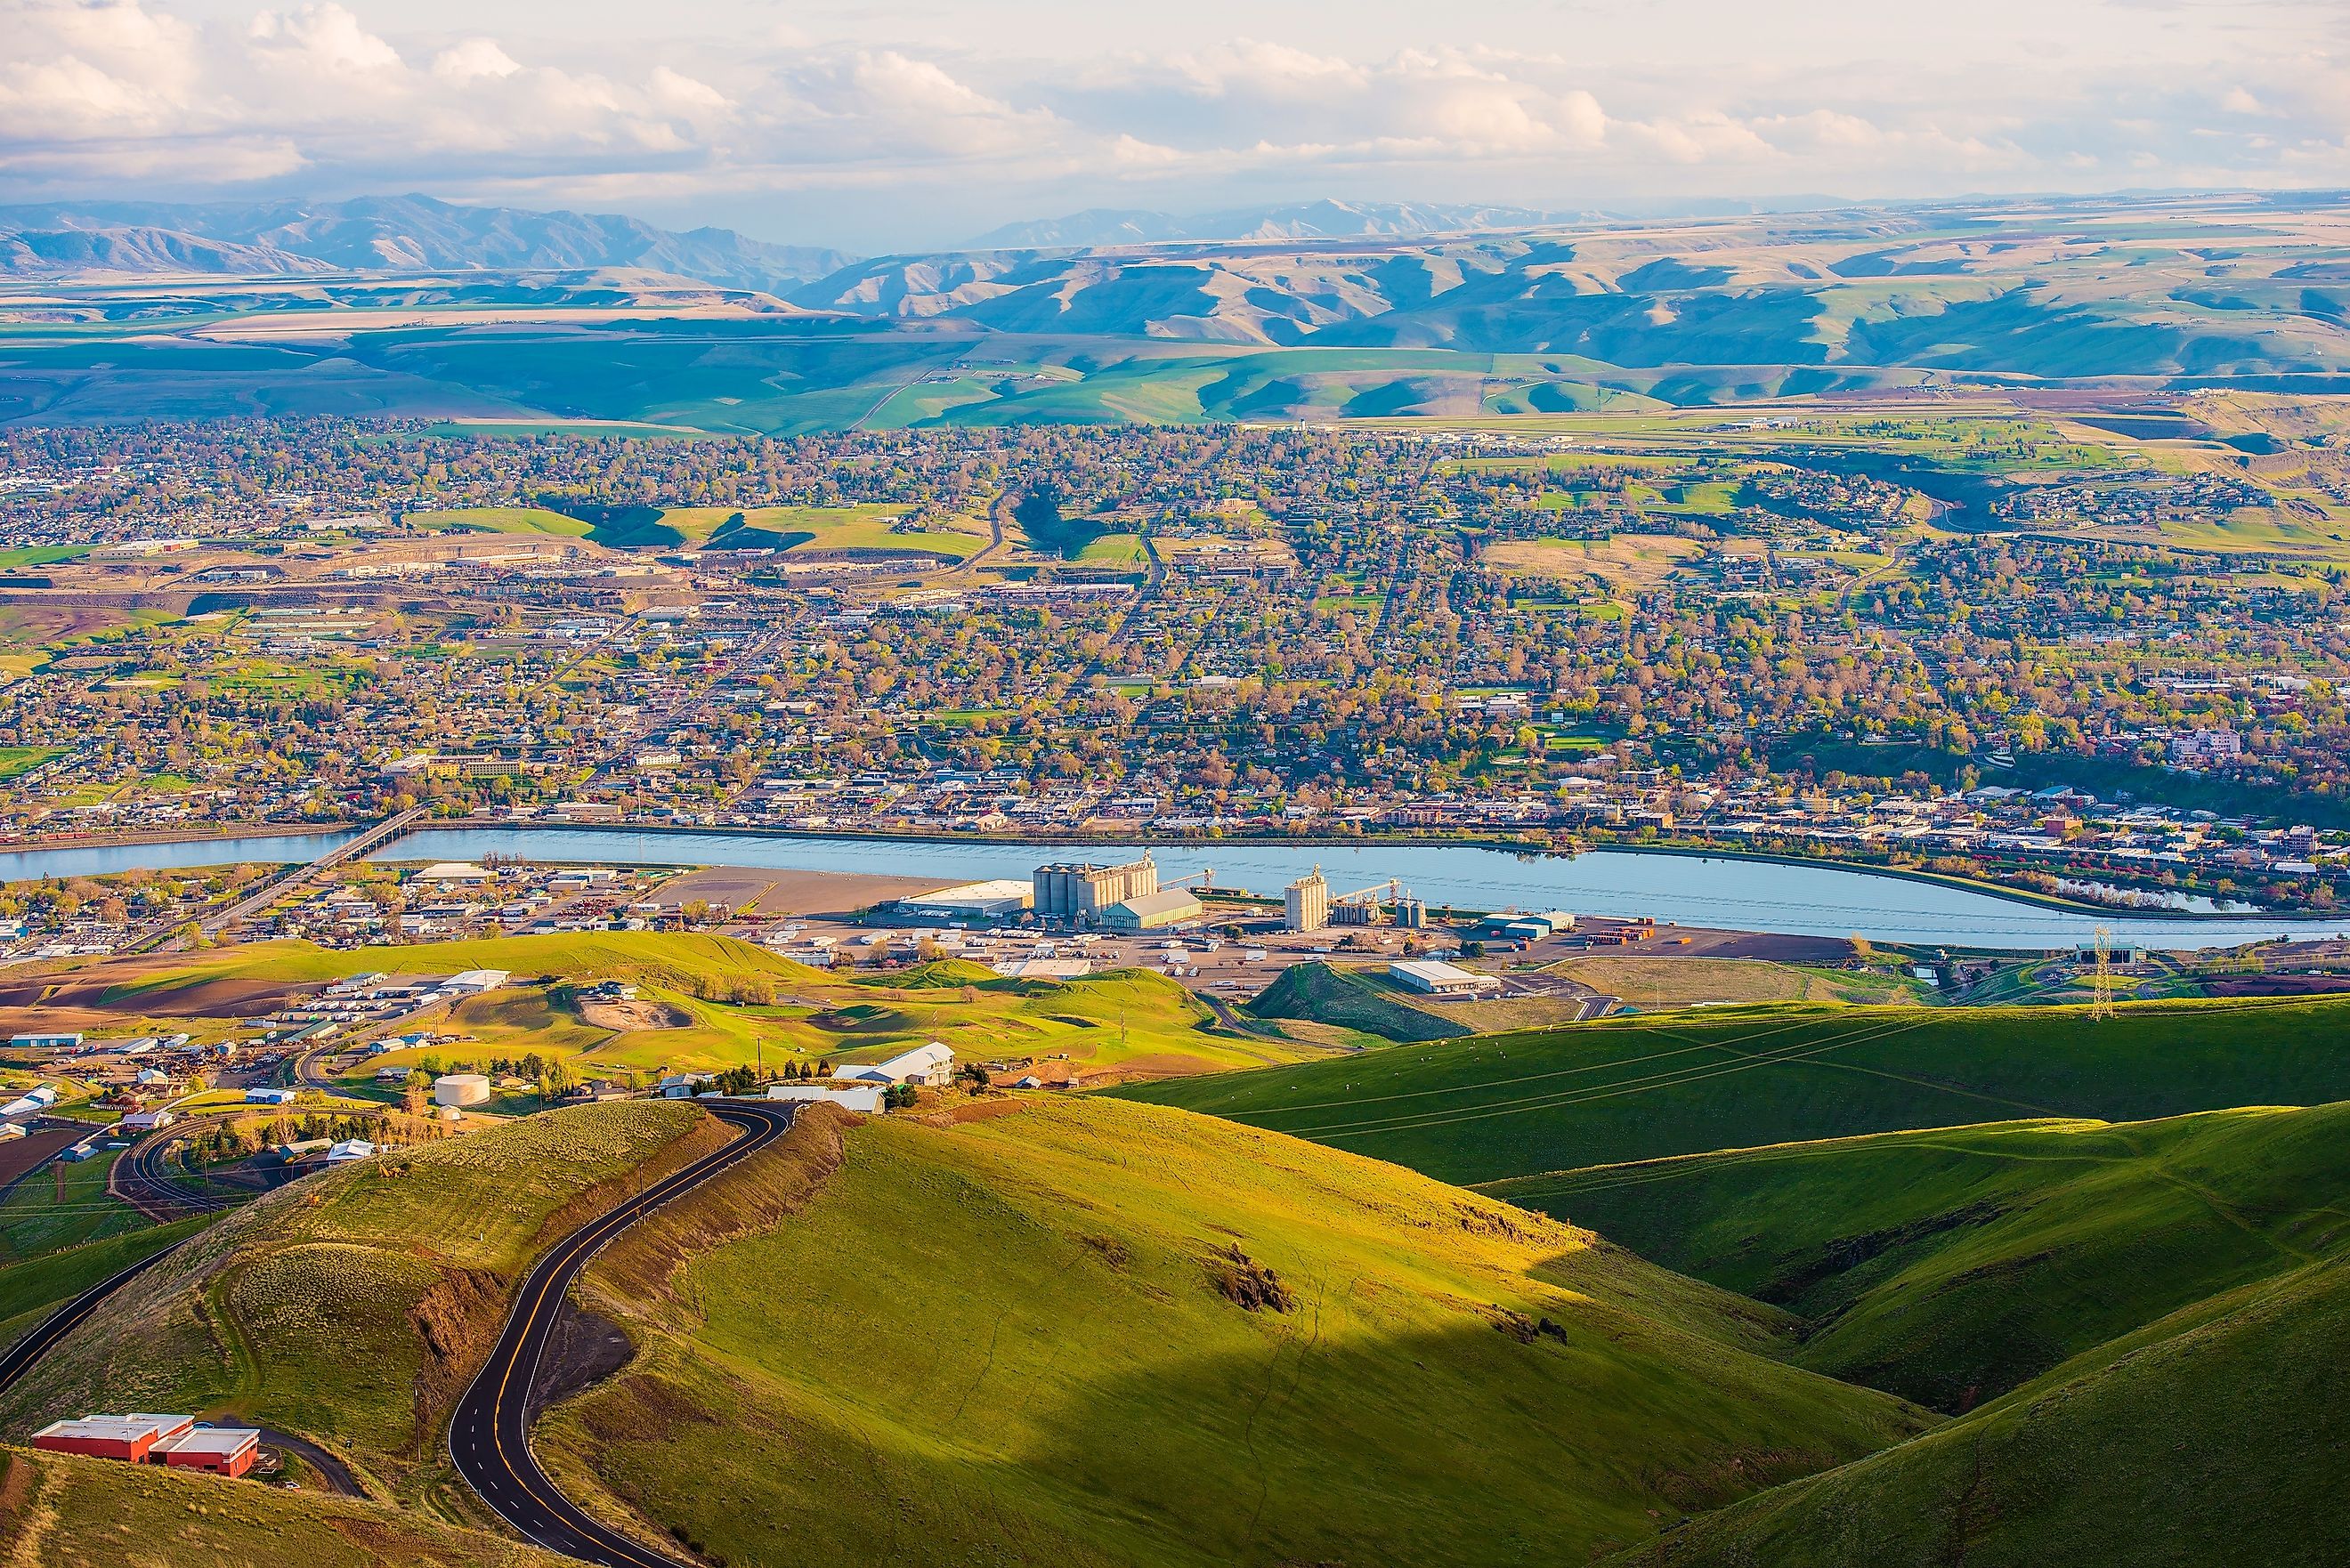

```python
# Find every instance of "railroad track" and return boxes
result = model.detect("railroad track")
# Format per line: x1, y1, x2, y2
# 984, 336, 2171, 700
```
108, 1114, 247, 1221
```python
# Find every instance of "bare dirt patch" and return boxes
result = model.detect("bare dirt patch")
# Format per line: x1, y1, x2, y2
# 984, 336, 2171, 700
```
579, 998, 693, 1032
528, 1301, 636, 1422
650, 867, 944, 918
0, 1126, 83, 1190
0, 951, 318, 1021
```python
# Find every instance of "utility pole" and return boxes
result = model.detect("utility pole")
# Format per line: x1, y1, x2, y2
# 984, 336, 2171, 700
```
2091, 925, 2116, 1022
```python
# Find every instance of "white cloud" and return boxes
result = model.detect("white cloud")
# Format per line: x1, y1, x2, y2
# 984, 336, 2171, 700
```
247, 4, 402, 78
433, 38, 521, 85
0, 0, 2342, 247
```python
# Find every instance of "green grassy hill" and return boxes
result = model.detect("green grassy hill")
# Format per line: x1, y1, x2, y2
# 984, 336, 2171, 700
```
1496, 1102, 2350, 1411
0, 1220, 201, 1354
1617, 1250, 2350, 1568
0, 1443, 572, 1567
36, 932, 1300, 1087
537, 1095, 1929, 1568
0, 1101, 716, 1504
1246, 960, 1470, 1041
1114, 995, 2350, 1184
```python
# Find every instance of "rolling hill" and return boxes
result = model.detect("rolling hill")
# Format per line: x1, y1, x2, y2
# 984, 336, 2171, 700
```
5, 930, 1304, 1087
0, 194, 849, 289
10, 191, 2350, 429
967, 199, 1571, 249
0, 1443, 573, 1567
0, 1101, 717, 1503
533, 1094, 1928, 1568
1495, 1102, 2350, 1411
1617, 1249, 2350, 1568
1113, 995, 2350, 1184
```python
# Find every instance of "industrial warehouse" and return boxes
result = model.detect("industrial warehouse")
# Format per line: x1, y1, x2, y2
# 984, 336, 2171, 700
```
876, 855, 1437, 937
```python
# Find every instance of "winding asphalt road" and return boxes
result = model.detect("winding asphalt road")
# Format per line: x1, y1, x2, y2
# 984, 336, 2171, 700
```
448, 1100, 796, 1567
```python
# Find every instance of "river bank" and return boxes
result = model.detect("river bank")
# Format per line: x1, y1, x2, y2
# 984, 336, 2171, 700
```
0, 819, 2339, 951
428, 818, 2247, 921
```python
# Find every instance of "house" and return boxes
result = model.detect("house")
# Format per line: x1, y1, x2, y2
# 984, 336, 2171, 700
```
659, 1072, 715, 1099
120, 1110, 176, 1133
324, 1139, 376, 1163
833, 1041, 955, 1087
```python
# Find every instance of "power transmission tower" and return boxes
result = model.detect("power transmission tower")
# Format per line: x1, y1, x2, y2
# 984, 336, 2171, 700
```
2090, 925, 2116, 1022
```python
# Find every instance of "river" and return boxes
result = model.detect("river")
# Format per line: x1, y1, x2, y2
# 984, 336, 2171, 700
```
2, 824, 2337, 951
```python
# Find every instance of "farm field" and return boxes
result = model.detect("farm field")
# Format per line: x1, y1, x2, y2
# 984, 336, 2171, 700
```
540, 1095, 1928, 1568
1544, 956, 1932, 1010
405, 506, 595, 537
0, 1219, 202, 1355
1484, 534, 1707, 593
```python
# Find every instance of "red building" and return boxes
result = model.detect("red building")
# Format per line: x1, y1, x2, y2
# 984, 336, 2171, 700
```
31, 1413, 193, 1463
154, 1427, 260, 1477
30, 1413, 260, 1479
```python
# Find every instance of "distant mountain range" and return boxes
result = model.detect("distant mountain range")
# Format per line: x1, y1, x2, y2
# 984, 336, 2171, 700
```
0, 194, 851, 291
962, 199, 1576, 249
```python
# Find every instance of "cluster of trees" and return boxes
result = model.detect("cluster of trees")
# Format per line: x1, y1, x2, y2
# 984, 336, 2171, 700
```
8, 419, 2350, 827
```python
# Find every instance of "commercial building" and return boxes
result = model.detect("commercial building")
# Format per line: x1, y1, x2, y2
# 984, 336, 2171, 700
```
1390, 959, 1499, 997
834, 1041, 956, 1087
433, 1073, 491, 1108
0, 1084, 58, 1119
1479, 910, 1576, 940
8, 1032, 81, 1050
120, 1110, 175, 1133
1033, 855, 1158, 921
33, 1413, 195, 1464
1284, 869, 1331, 933
1102, 889, 1203, 932
442, 969, 510, 994
155, 1427, 260, 1477
894, 878, 1033, 921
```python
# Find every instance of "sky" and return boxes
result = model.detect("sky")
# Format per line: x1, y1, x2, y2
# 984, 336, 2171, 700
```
4, 0, 2348, 252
